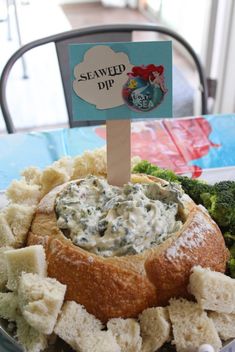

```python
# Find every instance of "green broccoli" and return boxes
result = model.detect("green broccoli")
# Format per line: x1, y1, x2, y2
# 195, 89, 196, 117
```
200, 191, 235, 228
229, 258, 235, 278
133, 160, 235, 278
214, 180, 235, 194
132, 160, 159, 175
151, 169, 179, 182
133, 160, 178, 182
176, 175, 212, 204
133, 160, 212, 203
223, 231, 235, 247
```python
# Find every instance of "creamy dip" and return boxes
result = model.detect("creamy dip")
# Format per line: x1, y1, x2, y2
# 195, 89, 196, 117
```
55, 176, 184, 257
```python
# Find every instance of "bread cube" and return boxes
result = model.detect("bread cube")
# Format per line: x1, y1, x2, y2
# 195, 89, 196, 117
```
18, 272, 66, 335
75, 330, 121, 352
139, 307, 171, 352
0, 292, 19, 321
0, 246, 12, 290
0, 213, 15, 246
4, 204, 36, 248
209, 311, 235, 341
168, 298, 222, 352
5, 245, 47, 291
21, 167, 42, 186
107, 318, 142, 352
40, 157, 73, 196
6, 180, 41, 206
16, 316, 48, 352
72, 148, 107, 180
54, 301, 104, 351
189, 266, 235, 313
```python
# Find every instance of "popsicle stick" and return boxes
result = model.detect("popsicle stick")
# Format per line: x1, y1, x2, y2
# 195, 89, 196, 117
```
107, 119, 131, 186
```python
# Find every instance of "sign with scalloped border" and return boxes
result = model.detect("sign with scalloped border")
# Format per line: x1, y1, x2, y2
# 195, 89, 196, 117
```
69, 41, 172, 121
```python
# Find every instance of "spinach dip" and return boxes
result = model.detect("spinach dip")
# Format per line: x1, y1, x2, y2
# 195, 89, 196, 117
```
55, 176, 184, 257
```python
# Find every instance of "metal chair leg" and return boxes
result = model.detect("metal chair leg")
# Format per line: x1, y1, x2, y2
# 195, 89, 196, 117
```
13, 0, 28, 78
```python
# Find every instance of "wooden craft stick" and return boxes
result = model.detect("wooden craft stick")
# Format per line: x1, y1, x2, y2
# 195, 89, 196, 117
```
107, 119, 131, 186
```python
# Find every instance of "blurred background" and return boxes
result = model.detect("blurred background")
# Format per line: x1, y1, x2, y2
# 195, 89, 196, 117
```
0, 0, 234, 133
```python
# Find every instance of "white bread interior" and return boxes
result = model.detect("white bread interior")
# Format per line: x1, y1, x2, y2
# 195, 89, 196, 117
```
4, 204, 36, 248
0, 213, 15, 246
18, 272, 66, 335
189, 265, 235, 313
40, 157, 74, 196
139, 307, 171, 352
54, 301, 104, 351
0, 245, 12, 290
74, 330, 121, 352
209, 311, 235, 341
0, 292, 19, 321
5, 245, 47, 291
168, 298, 222, 352
107, 317, 142, 352
6, 180, 41, 206
16, 315, 48, 352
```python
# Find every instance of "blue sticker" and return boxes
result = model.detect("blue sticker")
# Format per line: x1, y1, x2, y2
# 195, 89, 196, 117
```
69, 41, 172, 121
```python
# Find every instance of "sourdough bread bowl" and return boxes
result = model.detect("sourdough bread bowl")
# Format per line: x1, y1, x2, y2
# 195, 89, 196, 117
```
27, 174, 228, 322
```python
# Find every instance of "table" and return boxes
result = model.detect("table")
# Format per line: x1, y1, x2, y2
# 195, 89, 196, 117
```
1, 114, 235, 191
0, 113, 235, 350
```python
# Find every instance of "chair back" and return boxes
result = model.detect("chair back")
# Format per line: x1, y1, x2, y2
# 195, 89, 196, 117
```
0, 24, 208, 133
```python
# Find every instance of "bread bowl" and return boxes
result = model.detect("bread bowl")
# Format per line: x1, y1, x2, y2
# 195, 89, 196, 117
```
27, 174, 229, 322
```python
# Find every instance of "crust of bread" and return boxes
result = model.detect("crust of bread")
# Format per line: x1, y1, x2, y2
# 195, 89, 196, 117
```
27, 175, 229, 322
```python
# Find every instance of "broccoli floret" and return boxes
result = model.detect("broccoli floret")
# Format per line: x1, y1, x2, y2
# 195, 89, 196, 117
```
229, 244, 235, 258
229, 258, 235, 278
176, 175, 212, 204
151, 169, 179, 182
132, 160, 160, 175
214, 181, 235, 194
133, 161, 212, 203
223, 232, 235, 247
133, 160, 235, 277
133, 161, 178, 182
227, 243, 235, 278
201, 191, 235, 227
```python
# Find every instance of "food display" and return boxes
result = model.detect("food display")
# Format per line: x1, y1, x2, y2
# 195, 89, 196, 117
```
0, 149, 234, 352
28, 173, 228, 322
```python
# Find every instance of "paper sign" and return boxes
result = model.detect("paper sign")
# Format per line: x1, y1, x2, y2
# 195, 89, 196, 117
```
70, 41, 172, 121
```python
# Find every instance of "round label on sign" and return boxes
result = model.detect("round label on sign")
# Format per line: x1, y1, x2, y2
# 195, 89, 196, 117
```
122, 64, 168, 112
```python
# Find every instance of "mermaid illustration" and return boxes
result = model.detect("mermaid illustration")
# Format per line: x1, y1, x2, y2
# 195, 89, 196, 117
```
149, 68, 168, 93
123, 64, 168, 112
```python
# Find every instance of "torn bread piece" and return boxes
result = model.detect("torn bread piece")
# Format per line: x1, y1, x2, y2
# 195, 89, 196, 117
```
189, 266, 235, 313
0, 246, 12, 290
54, 301, 120, 352
71, 148, 107, 179
40, 157, 74, 196
5, 245, 47, 291
209, 311, 235, 341
0, 292, 19, 321
54, 301, 104, 351
0, 213, 15, 246
107, 318, 142, 352
168, 298, 222, 352
18, 272, 66, 335
6, 180, 41, 206
4, 204, 36, 248
75, 330, 121, 352
21, 167, 42, 186
16, 315, 48, 352
139, 307, 171, 352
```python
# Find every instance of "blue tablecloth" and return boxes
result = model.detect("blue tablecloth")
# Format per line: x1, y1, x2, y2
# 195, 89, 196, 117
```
0, 114, 235, 190
0, 114, 235, 350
